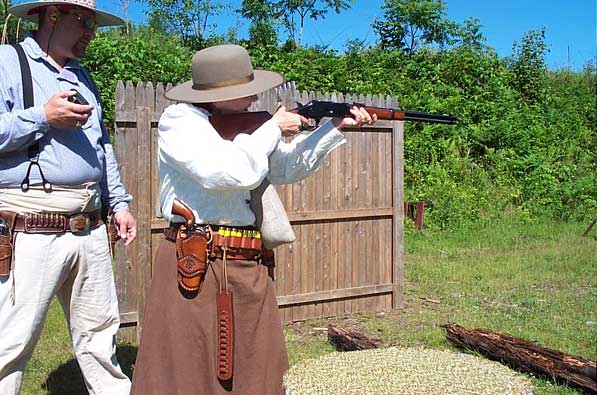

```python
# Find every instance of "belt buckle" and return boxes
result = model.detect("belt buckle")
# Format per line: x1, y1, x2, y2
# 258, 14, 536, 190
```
69, 214, 90, 233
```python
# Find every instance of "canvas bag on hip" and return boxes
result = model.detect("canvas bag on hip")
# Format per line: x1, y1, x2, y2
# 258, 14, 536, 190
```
250, 179, 295, 249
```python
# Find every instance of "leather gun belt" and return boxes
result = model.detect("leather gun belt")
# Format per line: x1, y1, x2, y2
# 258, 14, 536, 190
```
165, 223, 263, 261
0, 210, 103, 234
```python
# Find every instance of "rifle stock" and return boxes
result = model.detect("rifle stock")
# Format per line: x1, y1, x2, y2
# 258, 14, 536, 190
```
209, 111, 272, 140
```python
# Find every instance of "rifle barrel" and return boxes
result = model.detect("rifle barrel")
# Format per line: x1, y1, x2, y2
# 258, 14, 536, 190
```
401, 110, 457, 124
365, 106, 457, 125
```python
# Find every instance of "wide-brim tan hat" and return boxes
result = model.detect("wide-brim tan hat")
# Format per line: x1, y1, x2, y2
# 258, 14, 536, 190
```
9, 0, 124, 27
166, 44, 284, 103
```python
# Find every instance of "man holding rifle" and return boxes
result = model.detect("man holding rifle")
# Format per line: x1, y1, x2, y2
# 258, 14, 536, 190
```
0, 0, 135, 393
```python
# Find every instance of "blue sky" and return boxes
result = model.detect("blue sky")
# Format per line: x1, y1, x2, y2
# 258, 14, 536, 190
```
96, 0, 596, 71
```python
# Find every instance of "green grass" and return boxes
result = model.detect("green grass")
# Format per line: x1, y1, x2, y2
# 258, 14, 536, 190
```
21, 217, 597, 394
285, 218, 597, 395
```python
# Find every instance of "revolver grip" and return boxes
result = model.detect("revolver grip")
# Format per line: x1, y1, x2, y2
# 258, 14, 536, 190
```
171, 198, 196, 225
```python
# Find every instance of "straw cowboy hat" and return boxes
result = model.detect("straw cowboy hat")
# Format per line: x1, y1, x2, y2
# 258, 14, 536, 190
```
166, 44, 284, 103
9, 0, 124, 27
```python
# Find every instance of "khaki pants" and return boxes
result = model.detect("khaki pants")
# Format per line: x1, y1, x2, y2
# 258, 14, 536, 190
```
0, 225, 131, 395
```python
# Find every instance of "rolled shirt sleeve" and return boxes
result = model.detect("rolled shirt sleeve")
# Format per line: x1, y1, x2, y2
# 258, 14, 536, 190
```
267, 119, 346, 185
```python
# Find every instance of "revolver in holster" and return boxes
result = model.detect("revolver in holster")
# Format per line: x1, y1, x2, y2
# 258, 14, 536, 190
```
0, 212, 17, 278
171, 198, 210, 293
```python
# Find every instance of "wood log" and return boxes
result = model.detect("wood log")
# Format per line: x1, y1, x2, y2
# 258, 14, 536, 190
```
327, 324, 379, 352
582, 217, 597, 237
443, 323, 597, 394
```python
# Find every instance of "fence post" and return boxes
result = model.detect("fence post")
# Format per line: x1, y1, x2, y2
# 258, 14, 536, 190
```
135, 105, 152, 339
392, 120, 405, 309
415, 201, 426, 231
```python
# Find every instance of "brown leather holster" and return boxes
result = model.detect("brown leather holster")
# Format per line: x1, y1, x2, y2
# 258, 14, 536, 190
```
175, 225, 209, 292
171, 198, 210, 293
103, 211, 120, 256
0, 211, 17, 278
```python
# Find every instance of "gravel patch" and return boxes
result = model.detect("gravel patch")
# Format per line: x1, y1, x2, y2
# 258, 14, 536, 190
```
284, 347, 534, 395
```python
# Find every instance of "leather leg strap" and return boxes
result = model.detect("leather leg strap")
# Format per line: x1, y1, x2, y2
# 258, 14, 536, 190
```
216, 289, 234, 381
216, 242, 234, 381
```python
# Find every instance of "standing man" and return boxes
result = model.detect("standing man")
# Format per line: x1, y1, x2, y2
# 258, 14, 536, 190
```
0, 0, 136, 393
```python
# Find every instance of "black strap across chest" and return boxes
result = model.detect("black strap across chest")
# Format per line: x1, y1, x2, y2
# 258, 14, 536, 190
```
11, 44, 34, 109
10, 43, 51, 192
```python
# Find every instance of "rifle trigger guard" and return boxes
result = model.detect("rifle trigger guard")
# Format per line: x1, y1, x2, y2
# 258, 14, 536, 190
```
302, 118, 318, 131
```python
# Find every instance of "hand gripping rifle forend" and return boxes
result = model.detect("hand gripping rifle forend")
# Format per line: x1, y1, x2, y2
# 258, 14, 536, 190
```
171, 198, 210, 293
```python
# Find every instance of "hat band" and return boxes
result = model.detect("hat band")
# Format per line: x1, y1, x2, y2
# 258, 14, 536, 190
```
193, 73, 254, 90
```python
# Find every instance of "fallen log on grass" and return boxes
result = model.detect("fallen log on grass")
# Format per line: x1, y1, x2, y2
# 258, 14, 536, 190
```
442, 323, 597, 394
327, 324, 380, 351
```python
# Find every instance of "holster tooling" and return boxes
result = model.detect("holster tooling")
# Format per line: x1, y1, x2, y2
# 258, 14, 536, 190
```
172, 199, 209, 293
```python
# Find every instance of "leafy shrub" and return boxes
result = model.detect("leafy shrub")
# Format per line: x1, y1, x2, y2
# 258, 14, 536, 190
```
82, 27, 193, 131
76, 18, 595, 228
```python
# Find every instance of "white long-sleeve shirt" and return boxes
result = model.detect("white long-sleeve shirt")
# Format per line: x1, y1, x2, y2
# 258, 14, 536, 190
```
158, 103, 346, 226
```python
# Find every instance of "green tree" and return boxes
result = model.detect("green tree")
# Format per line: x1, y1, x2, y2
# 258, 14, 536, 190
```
509, 28, 549, 104
240, 0, 279, 47
455, 17, 485, 49
1, 0, 32, 44
82, 27, 193, 132
372, 0, 454, 53
274, 0, 352, 46
142, 0, 228, 46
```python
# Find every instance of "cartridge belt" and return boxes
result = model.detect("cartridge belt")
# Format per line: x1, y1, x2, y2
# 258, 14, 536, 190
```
0, 210, 103, 234
164, 223, 264, 261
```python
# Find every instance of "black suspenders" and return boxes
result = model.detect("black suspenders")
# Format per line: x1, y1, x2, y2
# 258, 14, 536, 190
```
10, 43, 52, 192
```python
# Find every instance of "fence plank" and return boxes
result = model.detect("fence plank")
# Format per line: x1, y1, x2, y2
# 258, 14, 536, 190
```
114, 81, 131, 339
136, 106, 152, 338
392, 121, 404, 309
277, 284, 393, 306
113, 81, 139, 341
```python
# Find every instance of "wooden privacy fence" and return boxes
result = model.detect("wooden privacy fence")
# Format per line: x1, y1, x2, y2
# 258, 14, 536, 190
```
113, 81, 404, 341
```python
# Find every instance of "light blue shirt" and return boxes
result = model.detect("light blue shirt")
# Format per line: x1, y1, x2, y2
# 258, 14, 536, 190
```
0, 32, 131, 212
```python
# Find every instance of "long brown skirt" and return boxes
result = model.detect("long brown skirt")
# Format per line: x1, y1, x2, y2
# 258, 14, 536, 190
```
131, 238, 289, 395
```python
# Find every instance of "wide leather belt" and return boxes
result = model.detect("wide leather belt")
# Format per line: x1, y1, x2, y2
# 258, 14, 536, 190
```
164, 223, 263, 261
7, 210, 103, 234
210, 245, 261, 261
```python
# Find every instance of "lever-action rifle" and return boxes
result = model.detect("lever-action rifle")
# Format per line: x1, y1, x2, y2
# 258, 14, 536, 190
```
294, 100, 457, 126
209, 100, 457, 140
